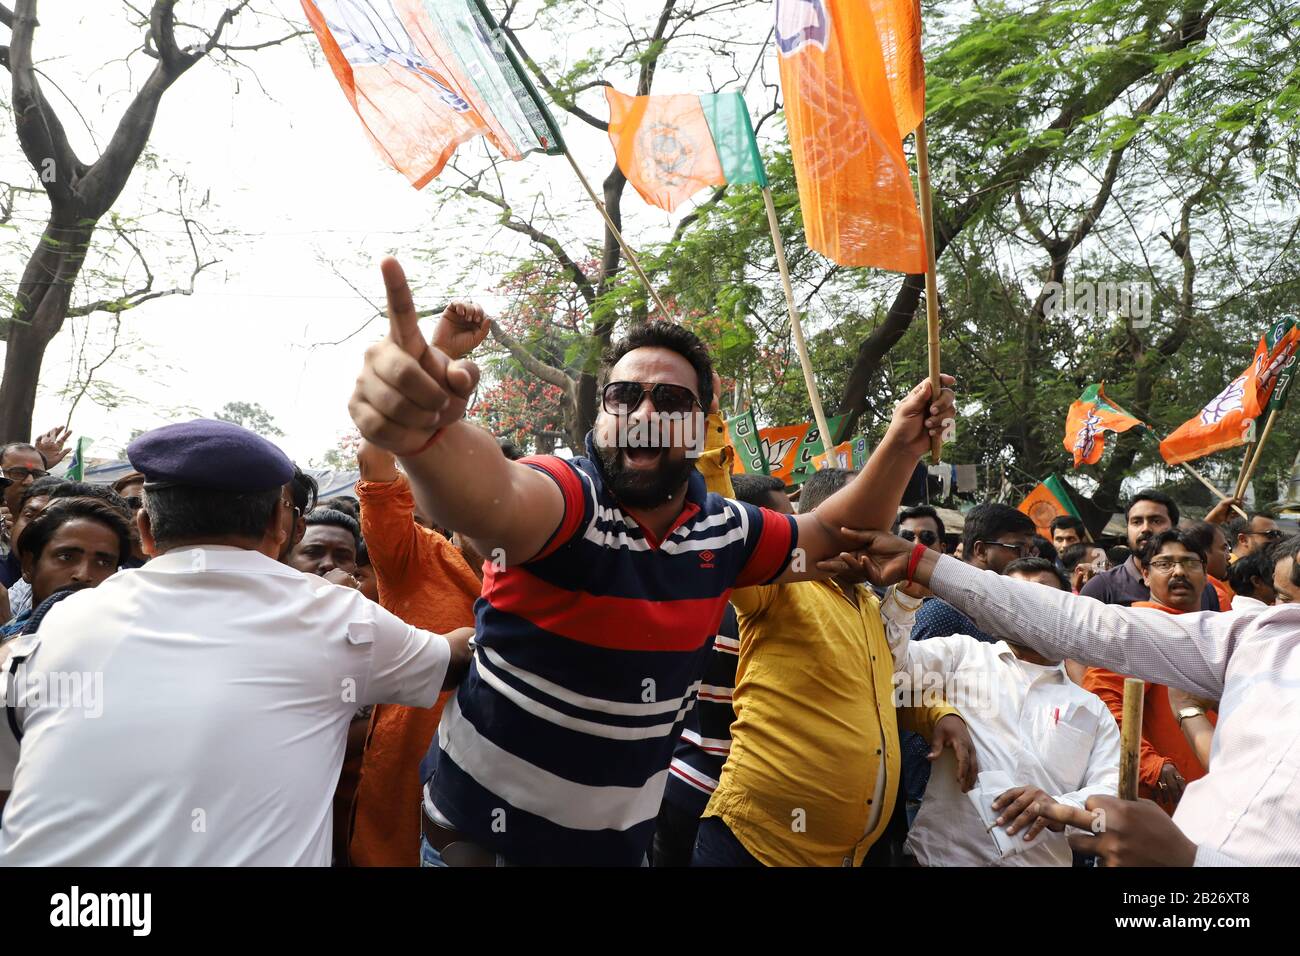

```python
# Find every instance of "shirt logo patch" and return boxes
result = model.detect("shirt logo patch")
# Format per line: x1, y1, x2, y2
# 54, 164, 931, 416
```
699, 549, 715, 569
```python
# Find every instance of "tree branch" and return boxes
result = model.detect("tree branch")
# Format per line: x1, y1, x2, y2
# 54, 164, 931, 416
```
488, 319, 575, 394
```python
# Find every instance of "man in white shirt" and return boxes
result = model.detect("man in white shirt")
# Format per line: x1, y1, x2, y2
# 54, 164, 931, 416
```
0, 419, 472, 866
901, 557, 1119, 866
829, 529, 1300, 866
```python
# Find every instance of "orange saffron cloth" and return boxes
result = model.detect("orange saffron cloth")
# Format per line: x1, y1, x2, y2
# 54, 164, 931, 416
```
348, 474, 482, 866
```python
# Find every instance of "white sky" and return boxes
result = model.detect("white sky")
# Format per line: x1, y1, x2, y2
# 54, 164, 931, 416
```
3, 0, 772, 463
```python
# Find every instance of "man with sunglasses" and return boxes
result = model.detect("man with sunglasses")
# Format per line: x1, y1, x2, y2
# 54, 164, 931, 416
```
0, 443, 50, 589
1227, 511, 1282, 563
347, 257, 956, 866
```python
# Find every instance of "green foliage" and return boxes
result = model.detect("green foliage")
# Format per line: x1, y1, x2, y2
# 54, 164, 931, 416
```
214, 401, 284, 438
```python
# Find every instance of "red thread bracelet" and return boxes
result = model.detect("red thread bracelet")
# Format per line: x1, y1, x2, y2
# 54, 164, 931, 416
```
905, 541, 928, 584
410, 428, 446, 456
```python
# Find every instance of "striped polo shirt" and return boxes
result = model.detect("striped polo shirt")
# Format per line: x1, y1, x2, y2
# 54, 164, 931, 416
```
422, 435, 797, 865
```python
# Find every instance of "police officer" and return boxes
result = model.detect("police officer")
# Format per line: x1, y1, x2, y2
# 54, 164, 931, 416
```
0, 420, 472, 865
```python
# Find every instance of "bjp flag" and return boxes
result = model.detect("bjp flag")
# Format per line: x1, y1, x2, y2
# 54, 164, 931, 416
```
606, 89, 767, 212
775, 0, 926, 272
1160, 326, 1300, 465
301, 0, 564, 188
1063, 383, 1144, 467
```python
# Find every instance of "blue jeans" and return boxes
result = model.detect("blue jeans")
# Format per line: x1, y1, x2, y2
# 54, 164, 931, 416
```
690, 816, 763, 867
420, 833, 510, 867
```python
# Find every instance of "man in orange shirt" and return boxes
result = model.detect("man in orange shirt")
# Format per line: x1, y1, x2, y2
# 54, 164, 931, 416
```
347, 304, 491, 866
1083, 529, 1217, 814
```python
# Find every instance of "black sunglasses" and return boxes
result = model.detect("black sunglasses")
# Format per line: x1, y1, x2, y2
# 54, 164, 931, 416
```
602, 381, 701, 417
899, 529, 939, 546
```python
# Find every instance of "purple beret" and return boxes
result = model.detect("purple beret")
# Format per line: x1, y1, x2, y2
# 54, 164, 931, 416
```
127, 419, 294, 492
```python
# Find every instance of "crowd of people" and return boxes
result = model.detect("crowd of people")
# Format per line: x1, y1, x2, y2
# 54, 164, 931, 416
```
0, 257, 1294, 867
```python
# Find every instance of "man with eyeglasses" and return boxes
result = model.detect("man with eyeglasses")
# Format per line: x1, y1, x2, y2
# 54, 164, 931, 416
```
1081, 490, 1219, 611
347, 257, 956, 866
1226, 511, 1282, 563
1082, 530, 1217, 816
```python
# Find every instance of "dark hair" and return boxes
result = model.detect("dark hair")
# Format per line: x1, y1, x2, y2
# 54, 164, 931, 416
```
731, 473, 786, 509
599, 321, 713, 413
1226, 510, 1278, 545
1060, 541, 1101, 574
47, 480, 130, 517
304, 507, 362, 552
1031, 535, 1058, 565
1139, 528, 1206, 567
320, 495, 360, 521
1266, 536, 1300, 585
1107, 545, 1132, 566
499, 439, 525, 462
16, 496, 132, 565
1003, 556, 1067, 589
1127, 489, 1179, 527
17, 475, 68, 513
1181, 519, 1224, 559
961, 503, 1036, 560
290, 465, 319, 515
893, 504, 946, 540
356, 538, 371, 568
1049, 514, 1085, 535
1, 441, 45, 469
144, 485, 281, 549
798, 468, 856, 514
1227, 547, 1273, 597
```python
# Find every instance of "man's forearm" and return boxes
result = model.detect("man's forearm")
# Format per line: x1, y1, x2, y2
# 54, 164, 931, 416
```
816, 435, 916, 537
918, 554, 1231, 699
398, 419, 524, 543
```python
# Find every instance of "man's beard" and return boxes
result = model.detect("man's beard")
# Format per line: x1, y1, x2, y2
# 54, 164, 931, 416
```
1133, 530, 1154, 553
594, 442, 693, 510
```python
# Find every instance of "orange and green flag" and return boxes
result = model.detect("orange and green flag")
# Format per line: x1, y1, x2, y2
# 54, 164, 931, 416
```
301, 0, 564, 188
1018, 474, 1082, 539
774, 0, 926, 272
1064, 383, 1144, 467
605, 89, 767, 212
1159, 324, 1300, 466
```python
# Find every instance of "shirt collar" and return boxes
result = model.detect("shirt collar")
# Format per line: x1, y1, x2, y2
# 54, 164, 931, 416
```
994, 639, 1069, 679
148, 545, 302, 577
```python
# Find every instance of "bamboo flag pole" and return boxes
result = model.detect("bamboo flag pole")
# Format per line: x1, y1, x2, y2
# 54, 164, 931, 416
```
1235, 408, 1280, 502
562, 149, 673, 319
914, 121, 945, 464
761, 186, 835, 456
1179, 462, 1250, 521
1118, 677, 1145, 801
1232, 441, 1257, 500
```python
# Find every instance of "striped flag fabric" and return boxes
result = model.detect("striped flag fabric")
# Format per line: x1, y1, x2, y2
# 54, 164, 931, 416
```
301, 0, 564, 188
1063, 383, 1144, 467
605, 89, 767, 212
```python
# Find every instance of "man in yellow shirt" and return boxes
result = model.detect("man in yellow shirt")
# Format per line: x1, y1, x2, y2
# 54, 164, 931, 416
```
694, 467, 978, 867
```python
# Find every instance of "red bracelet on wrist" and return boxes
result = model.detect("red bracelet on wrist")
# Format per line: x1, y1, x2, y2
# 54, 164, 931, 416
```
410, 428, 446, 456
905, 541, 928, 584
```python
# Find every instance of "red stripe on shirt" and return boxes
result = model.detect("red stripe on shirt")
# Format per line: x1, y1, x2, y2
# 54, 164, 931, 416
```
734, 508, 796, 588
521, 456, 585, 562
482, 564, 723, 652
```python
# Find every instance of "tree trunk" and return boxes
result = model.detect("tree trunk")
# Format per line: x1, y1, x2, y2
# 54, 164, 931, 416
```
0, 218, 95, 441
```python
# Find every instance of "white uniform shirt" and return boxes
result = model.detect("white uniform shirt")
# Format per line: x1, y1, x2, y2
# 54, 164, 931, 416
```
900, 636, 1120, 866
0, 546, 451, 866
931, 556, 1300, 866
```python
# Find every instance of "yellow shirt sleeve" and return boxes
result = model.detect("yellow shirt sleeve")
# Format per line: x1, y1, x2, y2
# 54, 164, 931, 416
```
897, 700, 961, 739
731, 583, 777, 618
696, 412, 735, 498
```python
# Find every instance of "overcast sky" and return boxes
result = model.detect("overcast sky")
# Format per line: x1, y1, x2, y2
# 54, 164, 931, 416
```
3, 0, 773, 463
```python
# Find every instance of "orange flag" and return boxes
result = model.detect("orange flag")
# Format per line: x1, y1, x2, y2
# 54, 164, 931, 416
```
775, 0, 926, 271
301, 0, 563, 188
1158, 329, 1300, 465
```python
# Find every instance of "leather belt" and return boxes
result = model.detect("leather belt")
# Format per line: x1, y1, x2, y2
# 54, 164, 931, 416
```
420, 809, 501, 867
